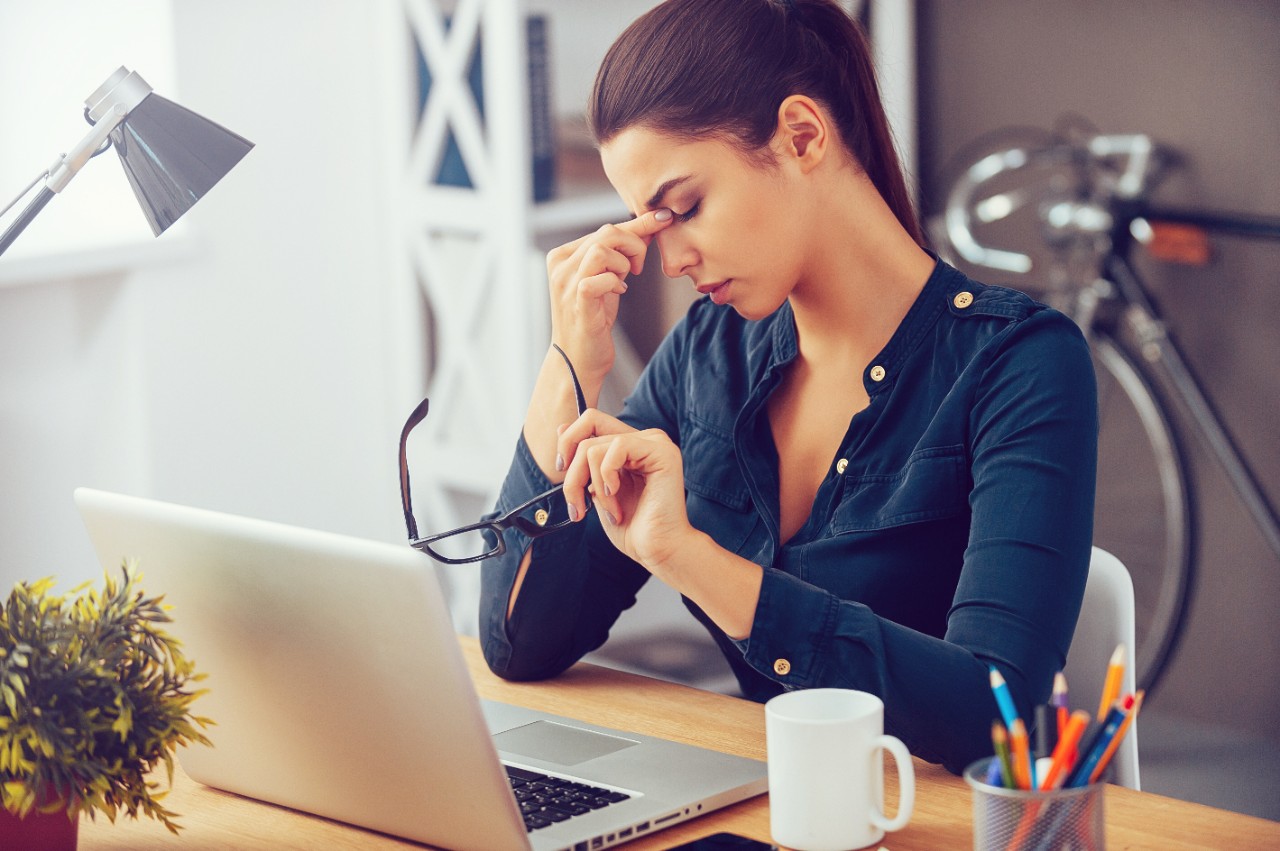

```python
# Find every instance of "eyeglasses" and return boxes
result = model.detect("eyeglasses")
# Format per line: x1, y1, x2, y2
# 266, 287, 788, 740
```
399, 344, 588, 564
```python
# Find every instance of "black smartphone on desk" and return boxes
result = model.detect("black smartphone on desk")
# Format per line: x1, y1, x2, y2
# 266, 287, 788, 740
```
667, 833, 777, 850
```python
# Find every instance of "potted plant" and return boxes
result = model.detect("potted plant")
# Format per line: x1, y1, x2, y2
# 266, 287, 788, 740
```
0, 561, 212, 848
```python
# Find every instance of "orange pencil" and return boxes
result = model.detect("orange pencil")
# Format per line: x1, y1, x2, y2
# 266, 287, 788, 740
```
1097, 645, 1126, 719
1090, 690, 1145, 784
1009, 718, 1032, 790
1039, 709, 1090, 790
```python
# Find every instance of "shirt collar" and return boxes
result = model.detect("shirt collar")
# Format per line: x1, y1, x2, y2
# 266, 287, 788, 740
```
760, 255, 959, 395
860, 255, 955, 394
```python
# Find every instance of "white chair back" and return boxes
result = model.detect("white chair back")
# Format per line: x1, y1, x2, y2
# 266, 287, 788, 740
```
1063, 546, 1141, 790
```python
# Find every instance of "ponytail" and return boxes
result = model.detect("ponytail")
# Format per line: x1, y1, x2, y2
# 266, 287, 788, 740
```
590, 0, 922, 245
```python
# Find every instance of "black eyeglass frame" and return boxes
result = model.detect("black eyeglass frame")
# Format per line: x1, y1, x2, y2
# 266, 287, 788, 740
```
399, 344, 588, 564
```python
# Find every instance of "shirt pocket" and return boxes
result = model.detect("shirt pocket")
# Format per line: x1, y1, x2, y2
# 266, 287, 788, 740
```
682, 414, 755, 553
830, 445, 969, 533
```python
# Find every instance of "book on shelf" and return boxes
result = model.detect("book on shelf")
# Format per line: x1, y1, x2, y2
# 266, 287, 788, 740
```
413, 14, 557, 202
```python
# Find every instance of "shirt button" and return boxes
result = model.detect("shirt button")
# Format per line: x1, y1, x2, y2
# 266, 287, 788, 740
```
869, 365, 886, 382
773, 658, 792, 676
836, 458, 848, 475
954, 291, 974, 309
534, 509, 549, 526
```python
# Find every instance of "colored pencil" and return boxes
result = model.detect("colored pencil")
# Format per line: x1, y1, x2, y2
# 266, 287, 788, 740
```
989, 667, 1021, 732
1068, 694, 1135, 787
1096, 645, 1126, 719
1089, 690, 1145, 784
1051, 671, 1069, 739
992, 720, 1015, 790
1009, 718, 1033, 790
1038, 709, 1090, 790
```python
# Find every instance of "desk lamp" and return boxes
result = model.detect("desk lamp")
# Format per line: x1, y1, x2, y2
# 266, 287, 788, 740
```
0, 66, 253, 256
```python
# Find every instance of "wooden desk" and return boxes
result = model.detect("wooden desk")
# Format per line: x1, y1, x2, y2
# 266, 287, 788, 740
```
80, 637, 1280, 849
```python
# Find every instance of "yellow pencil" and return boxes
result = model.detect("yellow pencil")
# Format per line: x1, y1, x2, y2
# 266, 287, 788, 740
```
1097, 644, 1126, 719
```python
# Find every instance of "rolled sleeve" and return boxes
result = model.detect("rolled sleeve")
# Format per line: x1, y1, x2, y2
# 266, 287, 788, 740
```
737, 568, 839, 687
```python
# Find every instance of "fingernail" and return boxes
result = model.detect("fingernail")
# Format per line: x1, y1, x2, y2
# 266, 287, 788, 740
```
654, 208, 672, 221
555, 453, 564, 472
603, 482, 611, 497
567, 501, 579, 522
605, 510, 618, 526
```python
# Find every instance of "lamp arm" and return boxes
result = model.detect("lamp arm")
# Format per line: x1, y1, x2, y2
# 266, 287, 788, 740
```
0, 67, 155, 258
0, 114, 124, 258
44, 105, 129, 194
0, 186, 56, 257
45, 67, 153, 194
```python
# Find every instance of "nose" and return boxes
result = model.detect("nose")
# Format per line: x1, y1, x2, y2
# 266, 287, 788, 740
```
655, 230, 697, 279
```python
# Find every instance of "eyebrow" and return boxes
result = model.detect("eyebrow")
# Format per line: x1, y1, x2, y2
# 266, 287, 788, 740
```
643, 175, 694, 213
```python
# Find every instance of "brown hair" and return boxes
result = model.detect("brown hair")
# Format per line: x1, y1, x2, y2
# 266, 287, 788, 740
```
589, 0, 922, 245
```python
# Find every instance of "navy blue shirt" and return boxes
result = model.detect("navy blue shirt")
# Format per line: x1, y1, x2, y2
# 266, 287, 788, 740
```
480, 259, 1097, 773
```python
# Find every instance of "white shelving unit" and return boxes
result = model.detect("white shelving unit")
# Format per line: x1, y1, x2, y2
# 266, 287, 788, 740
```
392, 0, 644, 629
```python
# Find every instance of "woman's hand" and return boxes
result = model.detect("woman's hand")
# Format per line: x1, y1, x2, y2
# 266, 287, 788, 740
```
558, 408, 697, 578
547, 209, 673, 384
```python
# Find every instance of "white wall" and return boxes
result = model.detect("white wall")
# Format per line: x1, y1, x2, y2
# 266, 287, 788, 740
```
0, 1, 411, 594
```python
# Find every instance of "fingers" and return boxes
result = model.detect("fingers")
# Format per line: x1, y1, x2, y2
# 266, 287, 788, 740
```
621, 207, 676, 239
559, 417, 674, 526
544, 209, 675, 382
580, 430, 674, 525
548, 209, 673, 285
557, 409, 631, 474
611, 208, 675, 274
557, 409, 634, 519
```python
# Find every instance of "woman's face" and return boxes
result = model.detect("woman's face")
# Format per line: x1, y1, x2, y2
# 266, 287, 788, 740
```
600, 126, 812, 321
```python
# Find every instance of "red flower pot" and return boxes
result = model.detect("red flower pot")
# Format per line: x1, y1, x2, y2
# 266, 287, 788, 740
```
0, 805, 79, 851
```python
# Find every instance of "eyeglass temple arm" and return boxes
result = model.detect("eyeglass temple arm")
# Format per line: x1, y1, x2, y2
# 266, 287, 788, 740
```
400, 350, 577, 544
551, 343, 587, 417
399, 398, 431, 540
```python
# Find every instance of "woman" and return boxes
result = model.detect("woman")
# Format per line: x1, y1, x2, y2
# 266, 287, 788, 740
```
479, 0, 1096, 774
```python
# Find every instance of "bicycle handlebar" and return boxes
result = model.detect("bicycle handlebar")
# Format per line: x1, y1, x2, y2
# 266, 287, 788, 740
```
942, 133, 1159, 274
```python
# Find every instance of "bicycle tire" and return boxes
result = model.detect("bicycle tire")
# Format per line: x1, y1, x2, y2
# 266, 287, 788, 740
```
1089, 331, 1195, 698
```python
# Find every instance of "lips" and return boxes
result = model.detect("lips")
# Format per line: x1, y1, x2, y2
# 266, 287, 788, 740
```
695, 279, 732, 304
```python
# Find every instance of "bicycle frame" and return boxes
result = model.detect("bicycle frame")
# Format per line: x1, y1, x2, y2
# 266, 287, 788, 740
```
936, 127, 1280, 694
1104, 202, 1280, 562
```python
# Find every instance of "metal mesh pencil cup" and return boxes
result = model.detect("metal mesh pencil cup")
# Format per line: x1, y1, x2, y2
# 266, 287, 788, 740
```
964, 757, 1105, 851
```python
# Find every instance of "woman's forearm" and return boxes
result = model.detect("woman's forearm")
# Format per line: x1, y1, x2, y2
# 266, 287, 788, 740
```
522, 346, 604, 480
650, 528, 764, 640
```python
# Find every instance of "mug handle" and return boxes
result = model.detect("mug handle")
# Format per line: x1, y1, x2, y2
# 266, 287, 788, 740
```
870, 734, 915, 832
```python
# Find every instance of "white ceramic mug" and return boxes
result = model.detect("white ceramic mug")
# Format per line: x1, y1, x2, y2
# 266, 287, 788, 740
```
765, 688, 914, 851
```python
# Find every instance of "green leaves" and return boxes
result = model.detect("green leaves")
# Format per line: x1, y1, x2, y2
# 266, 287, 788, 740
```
0, 561, 212, 832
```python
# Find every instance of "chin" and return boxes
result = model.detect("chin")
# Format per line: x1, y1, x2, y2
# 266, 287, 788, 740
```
729, 294, 788, 322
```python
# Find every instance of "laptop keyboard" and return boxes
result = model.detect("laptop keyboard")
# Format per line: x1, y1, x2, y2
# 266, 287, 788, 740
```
505, 765, 631, 833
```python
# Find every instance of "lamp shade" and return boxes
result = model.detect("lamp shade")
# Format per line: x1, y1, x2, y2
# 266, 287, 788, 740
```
108, 92, 254, 236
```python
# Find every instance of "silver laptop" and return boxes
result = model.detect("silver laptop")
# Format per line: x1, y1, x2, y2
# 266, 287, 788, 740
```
74, 488, 767, 851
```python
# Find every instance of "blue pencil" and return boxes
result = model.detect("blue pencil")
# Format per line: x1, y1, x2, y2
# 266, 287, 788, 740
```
1066, 695, 1133, 787
989, 667, 1035, 788
989, 667, 1020, 732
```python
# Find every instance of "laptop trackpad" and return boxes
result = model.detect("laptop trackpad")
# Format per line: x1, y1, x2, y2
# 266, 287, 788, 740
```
494, 720, 639, 767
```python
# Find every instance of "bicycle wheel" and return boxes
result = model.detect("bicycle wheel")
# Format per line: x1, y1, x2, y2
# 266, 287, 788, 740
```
1089, 331, 1195, 698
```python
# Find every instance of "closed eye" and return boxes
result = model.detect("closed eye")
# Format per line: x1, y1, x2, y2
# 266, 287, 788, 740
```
675, 201, 701, 222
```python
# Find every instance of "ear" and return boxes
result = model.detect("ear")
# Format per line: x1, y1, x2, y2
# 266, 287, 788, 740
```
772, 95, 829, 173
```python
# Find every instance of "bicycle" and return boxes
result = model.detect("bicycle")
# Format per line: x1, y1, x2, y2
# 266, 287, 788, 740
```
929, 120, 1280, 699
